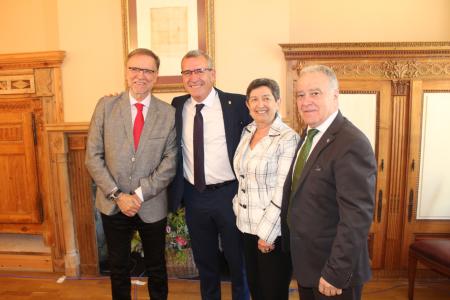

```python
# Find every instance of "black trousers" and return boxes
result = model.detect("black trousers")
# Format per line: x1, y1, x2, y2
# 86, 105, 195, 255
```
101, 212, 168, 300
298, 284, 363, 300
184, 180, 249, 300
242, 233, 292, 300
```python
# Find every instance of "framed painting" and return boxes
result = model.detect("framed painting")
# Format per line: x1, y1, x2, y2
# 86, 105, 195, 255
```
122, 0, 215, 92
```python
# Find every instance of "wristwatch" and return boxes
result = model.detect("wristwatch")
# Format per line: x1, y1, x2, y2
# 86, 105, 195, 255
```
108, 189, 122, 201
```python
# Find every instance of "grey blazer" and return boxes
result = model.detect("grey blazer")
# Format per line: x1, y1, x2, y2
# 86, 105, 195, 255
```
85, 92, 177, 223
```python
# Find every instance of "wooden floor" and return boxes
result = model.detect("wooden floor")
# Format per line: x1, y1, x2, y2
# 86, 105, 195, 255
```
0, 272, 448, 299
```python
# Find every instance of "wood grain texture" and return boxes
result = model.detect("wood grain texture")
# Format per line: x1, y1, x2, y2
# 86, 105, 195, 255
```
0, 274, 448, 300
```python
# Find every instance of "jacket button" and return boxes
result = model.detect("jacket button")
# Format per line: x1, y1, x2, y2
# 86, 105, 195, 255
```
131, 157, 136, 162
241, 189, 245, 193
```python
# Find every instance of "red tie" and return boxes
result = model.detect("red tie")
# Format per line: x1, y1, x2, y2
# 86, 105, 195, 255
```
133, 103, 144, 150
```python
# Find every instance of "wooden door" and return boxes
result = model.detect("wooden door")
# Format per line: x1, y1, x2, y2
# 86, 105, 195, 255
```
339, 80, 392, 269
401, 80, 450, 268
0, 110, 41, 223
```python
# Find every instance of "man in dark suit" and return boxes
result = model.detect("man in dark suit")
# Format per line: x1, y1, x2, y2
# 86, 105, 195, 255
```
86, 48, 177, 300
281, 65, 376, 300
169, 50, 250, 300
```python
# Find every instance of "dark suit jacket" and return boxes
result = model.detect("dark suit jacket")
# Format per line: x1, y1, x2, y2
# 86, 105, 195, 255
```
281, 111, 376, 289
168, 87, 251, 212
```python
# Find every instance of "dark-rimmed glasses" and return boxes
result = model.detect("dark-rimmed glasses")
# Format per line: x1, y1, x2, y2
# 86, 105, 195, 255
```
181, 68, 212, 76
128, 67, 156, 75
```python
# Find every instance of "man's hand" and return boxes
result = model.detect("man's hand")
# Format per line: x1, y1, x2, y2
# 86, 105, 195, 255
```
115, 193, 142, 217
318, 277, 342, 297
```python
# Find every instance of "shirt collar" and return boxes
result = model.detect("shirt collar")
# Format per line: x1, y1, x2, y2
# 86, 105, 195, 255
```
245, 114, 284, 136
308, 110, 338, 134
188, 88, 217, 108
129, 92, 151, 108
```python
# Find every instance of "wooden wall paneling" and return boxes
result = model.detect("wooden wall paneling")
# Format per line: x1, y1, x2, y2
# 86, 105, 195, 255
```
0, 51, 70, 273
0, 253, 52, 272
34, 67, 64, 123
401, 79, 450, 268
339, 80, 393, 270
67, 132, 98, 276
0, 100, 40, 223
383, 81, 410, 270
47, 131, 80, 277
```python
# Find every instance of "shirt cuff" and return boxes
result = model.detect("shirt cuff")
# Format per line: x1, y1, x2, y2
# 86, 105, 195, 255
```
134, 187, 144, 202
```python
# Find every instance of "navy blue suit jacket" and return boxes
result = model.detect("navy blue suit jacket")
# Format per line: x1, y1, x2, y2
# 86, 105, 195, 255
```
168, 88, 251, 212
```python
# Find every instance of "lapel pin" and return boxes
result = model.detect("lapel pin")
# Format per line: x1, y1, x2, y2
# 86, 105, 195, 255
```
327, 138, 330, 143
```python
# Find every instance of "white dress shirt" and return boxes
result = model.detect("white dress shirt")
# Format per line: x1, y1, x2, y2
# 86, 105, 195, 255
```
182, 88, 235, 185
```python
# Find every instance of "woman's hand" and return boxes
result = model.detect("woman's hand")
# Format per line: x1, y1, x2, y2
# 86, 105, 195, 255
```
257, 238, 275, 254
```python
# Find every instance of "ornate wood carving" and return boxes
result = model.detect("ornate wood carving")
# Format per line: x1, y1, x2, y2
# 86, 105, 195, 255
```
0, 51, 65, 70
280, 42, 450, 60
0, 75, 35, 95
392, 80, 410, 96
384, 94, 409, 269
292, 60, 450, 81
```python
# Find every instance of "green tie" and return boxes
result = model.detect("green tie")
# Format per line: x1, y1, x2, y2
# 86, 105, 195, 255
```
291, 128, 319, 190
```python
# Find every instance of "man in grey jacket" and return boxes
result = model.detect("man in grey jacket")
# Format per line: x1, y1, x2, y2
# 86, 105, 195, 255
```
85, 48, 177, 300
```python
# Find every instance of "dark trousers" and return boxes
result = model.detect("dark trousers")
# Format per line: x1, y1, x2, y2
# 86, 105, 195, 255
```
298, 284, 363, 300
184, 181, 249, 300
101, 212, 168, 300
242, 233, 292, 300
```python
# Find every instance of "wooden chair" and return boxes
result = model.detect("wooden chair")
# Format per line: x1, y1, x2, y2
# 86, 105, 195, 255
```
408, 239, 450, 300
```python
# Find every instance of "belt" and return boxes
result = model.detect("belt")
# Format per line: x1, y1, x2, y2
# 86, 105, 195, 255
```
204, 180, 236, 190
185, 179, 236, 191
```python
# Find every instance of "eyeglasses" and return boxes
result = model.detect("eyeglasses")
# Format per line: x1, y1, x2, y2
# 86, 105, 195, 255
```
128, 67, 156, 75
181, 68, 212, 76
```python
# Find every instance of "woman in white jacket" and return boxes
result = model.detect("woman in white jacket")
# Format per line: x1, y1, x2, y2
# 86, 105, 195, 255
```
233, 78, 299, 300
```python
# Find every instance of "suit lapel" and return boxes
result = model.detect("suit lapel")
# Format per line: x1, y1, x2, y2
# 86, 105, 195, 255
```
290, 112, 345, 197
217, 88, 235, 164
118, 92, 134, 149
174, 96, 188, 145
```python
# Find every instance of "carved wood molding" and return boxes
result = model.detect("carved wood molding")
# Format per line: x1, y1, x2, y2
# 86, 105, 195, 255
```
392, 81, 410, 96
0, 75, 35, 95
280, 42, 450, 60
290, 60, 450, 80
45, 122, 90, 132
0, 51, 65, 70
282, 42, 450, 82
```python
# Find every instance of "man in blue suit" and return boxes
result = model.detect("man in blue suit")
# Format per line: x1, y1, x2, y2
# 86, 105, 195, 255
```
169, 50, 250, 300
